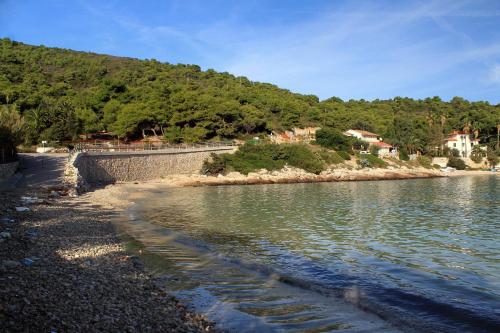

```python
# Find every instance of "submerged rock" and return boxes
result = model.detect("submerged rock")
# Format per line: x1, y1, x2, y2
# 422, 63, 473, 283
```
2, 260, 21, 269
0, 231, 12, 239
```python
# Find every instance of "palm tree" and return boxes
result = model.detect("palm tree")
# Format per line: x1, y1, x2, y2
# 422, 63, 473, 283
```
497, 124, 500, 150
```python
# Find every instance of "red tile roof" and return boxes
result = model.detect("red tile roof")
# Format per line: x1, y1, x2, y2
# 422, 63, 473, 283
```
371, 141, 393, 148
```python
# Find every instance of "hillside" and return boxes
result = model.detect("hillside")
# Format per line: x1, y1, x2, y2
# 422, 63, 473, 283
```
0, 38, 499, 153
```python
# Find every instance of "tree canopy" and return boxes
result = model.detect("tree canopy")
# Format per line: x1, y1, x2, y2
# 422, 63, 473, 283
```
0, 38, 499, 152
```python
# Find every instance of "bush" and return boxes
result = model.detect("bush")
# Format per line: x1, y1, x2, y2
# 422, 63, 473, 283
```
318, 150, 345, 165
399, 149, 409, 161
417, 156, 432, 169
447, 157, 466, 170
486, 147, 499, 167
450, 148, 461, 157
369, 145, 380, 157
470, 145, 485, 164
201, 153, 227, 176
285, 145, 325, 174
351, 138, 369, 151
202, 143, 326, 175
314, 128, 353, 152
337, 151, 351, 160
357, 154, 387, 168
432, 164, 441, 169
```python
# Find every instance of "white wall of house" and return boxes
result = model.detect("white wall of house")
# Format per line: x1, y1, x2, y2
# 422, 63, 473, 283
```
344, 130, 380, 143
377, 147, 392, 156
445, 133, 479, 158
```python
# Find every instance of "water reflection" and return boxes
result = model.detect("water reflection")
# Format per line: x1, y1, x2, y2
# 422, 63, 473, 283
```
126, 175, 499, 332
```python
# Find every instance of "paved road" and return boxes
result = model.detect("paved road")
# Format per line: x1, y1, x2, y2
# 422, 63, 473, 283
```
0, 153, 68, 190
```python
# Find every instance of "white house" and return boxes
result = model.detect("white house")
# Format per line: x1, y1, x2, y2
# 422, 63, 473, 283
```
371, 141, 395, 157
344, 129, 380, 143
444, 131, 479, 158
344, 129, 397, 157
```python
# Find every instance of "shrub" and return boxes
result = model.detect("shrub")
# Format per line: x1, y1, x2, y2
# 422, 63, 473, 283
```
222, 144, 285, 175
318, 150, 345, 165
357, 158, 371, 168
447, 157, 466, 170
432, 164, 441, 169
450, 148, 461, 157
470, 145, 485, 164
486, 147, 499, 167
337, 151, 351, 160
285, 145, 325, 174
202, 143, 326, 175
357, 154, 387, 168
351, 138, 369, 151
417, 156, 432, 169
314, 128, 353, 152
201, 153, 227, 176
399, 149, 409, 161
369, 145, 380, 157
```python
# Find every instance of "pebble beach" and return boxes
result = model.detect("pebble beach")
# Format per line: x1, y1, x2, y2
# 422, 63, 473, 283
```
0, 185, 215, 333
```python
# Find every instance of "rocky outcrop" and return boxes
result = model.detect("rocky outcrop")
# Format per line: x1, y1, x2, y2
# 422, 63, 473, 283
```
176, 166, 443, 187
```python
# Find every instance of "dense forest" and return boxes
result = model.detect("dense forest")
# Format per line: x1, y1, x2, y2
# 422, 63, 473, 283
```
1, 38, 499, 155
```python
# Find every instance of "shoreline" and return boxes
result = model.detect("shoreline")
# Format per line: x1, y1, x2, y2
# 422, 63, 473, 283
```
80, 167, 498, 194
2, 156, 496, 331
106, 166, 498, 189
0, 186, 215, 332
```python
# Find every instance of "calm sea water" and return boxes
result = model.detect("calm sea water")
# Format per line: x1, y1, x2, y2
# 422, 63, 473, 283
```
122, 175, 499, 332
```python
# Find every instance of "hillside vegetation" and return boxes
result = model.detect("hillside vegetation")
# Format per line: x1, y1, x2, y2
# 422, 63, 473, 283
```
1, 38, 499, 155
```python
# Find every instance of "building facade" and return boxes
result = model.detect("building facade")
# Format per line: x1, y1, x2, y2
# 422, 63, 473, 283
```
444, 131, 479, 158
344, 129, 397, 157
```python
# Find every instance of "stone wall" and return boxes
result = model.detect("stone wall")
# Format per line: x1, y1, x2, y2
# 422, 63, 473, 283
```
73, 148, 236, 185
0, 161, 19, 180
432, 157, 494, 169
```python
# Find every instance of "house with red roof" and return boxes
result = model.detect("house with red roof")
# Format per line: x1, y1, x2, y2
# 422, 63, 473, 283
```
344, 129, 397, 157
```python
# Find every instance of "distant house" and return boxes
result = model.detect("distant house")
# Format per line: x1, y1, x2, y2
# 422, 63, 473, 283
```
343, 129, 381, 143
270, 127, 320, 144
444, 131, 479, 158
344, 129, 397, 157
371, 141, 394, 157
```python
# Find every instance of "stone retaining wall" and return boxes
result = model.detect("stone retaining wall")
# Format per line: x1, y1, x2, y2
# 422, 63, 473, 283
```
73, 148, 236, 185
0, 161, 19, 180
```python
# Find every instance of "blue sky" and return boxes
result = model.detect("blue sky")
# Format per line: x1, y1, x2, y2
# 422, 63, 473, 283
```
1, 0, 500, 103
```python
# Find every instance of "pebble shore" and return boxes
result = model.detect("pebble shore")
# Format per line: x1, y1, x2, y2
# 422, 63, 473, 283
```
0, 188, 215, 332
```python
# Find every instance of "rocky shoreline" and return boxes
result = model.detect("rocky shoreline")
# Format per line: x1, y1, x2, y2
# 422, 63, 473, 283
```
149, 165, 445, 188
0, 187, 215, 333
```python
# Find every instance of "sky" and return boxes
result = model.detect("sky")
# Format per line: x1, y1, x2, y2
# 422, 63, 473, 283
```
1, 0, 500, 104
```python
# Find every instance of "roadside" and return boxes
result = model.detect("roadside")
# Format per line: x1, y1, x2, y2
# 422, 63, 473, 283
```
0, 153, 214, 332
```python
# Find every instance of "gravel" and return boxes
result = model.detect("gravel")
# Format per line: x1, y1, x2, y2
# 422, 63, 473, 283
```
0, 188, 215, 332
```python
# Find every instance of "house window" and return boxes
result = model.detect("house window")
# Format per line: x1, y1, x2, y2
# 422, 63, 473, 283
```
453, 143, 456, 147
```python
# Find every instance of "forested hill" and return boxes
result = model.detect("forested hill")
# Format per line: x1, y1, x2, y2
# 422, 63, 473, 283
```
1, 38, 499, 152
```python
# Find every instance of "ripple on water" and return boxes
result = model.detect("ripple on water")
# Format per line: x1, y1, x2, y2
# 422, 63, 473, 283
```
122, 176, 500, 332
